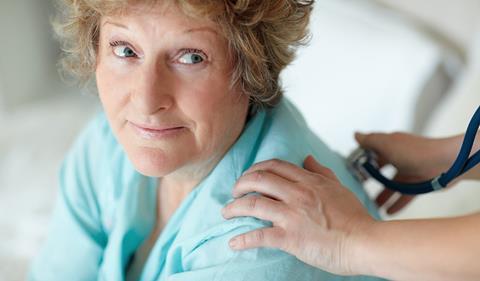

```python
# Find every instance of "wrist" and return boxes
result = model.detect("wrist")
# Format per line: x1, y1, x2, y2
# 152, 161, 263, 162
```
462, 131, 480, 181
429, 135, 463, 175
437, 134, 479, 182
442, 134, 464, 163
344, 217, 381, 276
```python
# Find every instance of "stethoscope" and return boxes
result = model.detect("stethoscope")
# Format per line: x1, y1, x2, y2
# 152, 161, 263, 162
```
347, 106, 480, 195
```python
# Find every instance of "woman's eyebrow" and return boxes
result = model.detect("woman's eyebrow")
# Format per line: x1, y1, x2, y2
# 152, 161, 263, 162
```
103, 21, 129, 30
102, 22, 215, 36
184, 27, 218, 36
101, 20, 218, 43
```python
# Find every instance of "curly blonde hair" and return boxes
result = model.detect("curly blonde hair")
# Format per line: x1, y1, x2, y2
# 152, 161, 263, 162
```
54, 0, 313, 108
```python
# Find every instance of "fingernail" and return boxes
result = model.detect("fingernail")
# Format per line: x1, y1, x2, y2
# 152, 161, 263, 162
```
355, 132, 365, 142
242, 168, 252, 176
243, 163, 259, 176
221, 204, 231, 217
308, 154, 318, 162
229, 238, 239, 249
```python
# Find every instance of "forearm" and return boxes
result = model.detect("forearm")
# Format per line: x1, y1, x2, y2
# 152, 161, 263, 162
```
462, 130, 480, 180
352, 213, 480, 281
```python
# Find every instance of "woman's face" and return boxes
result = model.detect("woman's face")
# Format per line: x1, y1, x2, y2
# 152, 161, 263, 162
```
96, 3, 249, 179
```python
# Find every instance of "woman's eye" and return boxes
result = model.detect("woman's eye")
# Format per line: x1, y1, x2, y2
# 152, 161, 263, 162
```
178, 52, 205, 65
112, 45, 137, 58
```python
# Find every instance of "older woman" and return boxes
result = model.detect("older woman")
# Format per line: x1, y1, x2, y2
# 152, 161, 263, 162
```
29, 0, 381, 280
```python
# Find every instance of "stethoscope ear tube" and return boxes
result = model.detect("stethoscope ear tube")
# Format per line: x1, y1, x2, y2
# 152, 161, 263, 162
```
349, 106, 480, 195
436, 106, 480, 186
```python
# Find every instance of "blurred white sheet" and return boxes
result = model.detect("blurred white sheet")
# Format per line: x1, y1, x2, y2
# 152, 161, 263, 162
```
0, 92, 98, 280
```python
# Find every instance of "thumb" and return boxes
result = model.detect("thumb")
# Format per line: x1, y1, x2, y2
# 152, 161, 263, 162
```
354, 132, 364, 142
354, 132, 389, 168
354, 132, 370, 147
354, 132, 388, 150
303, 155, 337, 180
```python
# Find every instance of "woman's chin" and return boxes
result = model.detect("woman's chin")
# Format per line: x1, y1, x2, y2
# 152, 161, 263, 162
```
127, 147, 182, 178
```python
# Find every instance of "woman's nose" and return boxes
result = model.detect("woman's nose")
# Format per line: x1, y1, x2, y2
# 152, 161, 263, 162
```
130, 63, 174, 115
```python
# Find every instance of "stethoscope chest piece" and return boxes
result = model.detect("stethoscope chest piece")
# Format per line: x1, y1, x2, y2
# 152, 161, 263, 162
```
346, 147, 379, 183
346, 106, 480, 195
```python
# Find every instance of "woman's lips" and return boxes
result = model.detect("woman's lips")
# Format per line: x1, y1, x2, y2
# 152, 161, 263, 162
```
129, 121, 186, 140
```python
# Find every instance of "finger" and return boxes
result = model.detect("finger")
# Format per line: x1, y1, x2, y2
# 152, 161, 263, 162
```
386, 195, 415, 215
222, 195, 288, 224
354, 132, 388, 150
354, 132, 389, 168
228, 226, 285, 250
303, 155, 337, 181
375, 188, 395, 208
232, 170, 299, 201
243, 158, 312, 182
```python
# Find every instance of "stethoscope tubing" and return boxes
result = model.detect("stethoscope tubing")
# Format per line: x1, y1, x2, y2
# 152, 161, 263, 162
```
361, 106, 480, 195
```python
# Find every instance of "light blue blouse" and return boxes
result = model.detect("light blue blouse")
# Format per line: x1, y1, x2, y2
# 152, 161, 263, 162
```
29, 98, 384, 281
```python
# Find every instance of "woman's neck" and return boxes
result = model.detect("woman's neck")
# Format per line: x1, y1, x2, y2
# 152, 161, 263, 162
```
156, 151, 225, 219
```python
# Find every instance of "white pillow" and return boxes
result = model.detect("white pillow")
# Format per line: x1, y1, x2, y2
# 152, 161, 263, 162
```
282, 0, 455, 156
393, 28, 480, 219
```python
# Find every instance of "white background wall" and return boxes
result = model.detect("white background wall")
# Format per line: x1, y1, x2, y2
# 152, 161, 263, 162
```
0, 0, 61, 111
378, 0, 480, 50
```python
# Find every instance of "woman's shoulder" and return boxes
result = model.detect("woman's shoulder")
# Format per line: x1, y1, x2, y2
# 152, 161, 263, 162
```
256, 98, 338, 167
262, 99, 379, 217
172, 216, 379, 280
